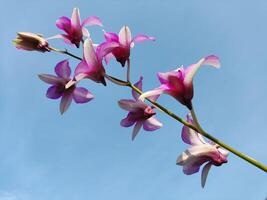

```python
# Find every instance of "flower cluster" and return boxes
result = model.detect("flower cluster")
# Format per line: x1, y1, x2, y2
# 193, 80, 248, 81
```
13, 7, 231, 187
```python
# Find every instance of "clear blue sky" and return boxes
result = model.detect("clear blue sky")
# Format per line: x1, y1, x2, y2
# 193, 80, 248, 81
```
0, 0, 267, 199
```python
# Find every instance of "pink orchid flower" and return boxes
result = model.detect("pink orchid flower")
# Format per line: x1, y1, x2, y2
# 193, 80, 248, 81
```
139, 55, 220, 110
38, 60, 94, 114
176, 114, 228, 188
70, 38, 119, 87
55, 8, 103, 47
104, 26, 155, 66
118, 77, 162, 140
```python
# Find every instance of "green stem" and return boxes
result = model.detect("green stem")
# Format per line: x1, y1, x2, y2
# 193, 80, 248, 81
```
50, 47, 267, 173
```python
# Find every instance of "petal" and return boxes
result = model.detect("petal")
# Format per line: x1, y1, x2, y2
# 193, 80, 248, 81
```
56, 16, 71, 33
46, 85, 64, 99
82, 27, 90, 38
84, 39, 98, 67
75, 60, 90, 75
55, 59, 71, 78
104, 31, 119, 42
96, 41, 120, 61
119, 26, 132, 46
82, 16, 103, 27
132, 121, 143, 141
181, 114, 205, 145
73, 87, 94, 103
60, 91, 72, 114
157, 68, 184, 84
184, 55, 221, 87
131, 34, 156, 43
104, 52, 114, 64
38, 74, 65, 85
120, 113, 135, 127
139, 86, 165, 101
143, 117, 162, 131
118, 99, 145, 111
201, 162, 212, 188
71, 8, 81, 30
132, 76, 143, 100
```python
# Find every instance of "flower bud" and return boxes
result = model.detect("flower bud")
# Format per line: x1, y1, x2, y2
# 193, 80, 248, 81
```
13, 32, 50, 52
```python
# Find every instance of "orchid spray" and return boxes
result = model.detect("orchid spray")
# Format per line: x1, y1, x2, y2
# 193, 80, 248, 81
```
13, 7, 267, 188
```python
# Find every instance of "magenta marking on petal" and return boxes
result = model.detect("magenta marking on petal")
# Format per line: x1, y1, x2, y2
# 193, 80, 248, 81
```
73, 87, 94, 103
55, 59, 71, 79
75, 60, 90, 76
56, 16, 71, 33
82, 16, 103, 27
104, 31, 119, 42
96, 41, 120, 61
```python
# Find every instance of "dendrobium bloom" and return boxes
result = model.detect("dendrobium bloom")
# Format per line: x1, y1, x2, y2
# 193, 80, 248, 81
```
13, 32, 50, 52
176, 114, 228, 188
71, 38, 119, 86
118, 77, 162, 140
38, 60, 94, 114
104, 26, 155, 66
139, 55, 220, 110
55, 8, 103, 47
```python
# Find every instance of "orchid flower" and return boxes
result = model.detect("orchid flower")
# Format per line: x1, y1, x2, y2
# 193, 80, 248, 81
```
176, 114, 228, 188
13, 32, 50, 52
104, 26, 155, 66
68, 38, 119, 87
38, 60, 94, 114
54, 8, 103, 47
139, 55, 220, 110
118, 77, 162, 140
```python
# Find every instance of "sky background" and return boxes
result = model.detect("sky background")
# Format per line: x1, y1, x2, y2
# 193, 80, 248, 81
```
0, 0, 267, 199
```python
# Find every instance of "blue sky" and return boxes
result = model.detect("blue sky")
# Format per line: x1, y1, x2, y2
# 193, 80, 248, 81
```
0, 0, 267, 199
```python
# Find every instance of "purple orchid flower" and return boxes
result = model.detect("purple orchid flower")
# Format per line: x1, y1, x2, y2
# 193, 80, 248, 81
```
139, 55, 221, 110
104, 26, 155, 66
176, 114, 228, 188
55, 8, 103, 47
118, 77, 162, 140
69, 38, 119, 87
38, 60, 94, 114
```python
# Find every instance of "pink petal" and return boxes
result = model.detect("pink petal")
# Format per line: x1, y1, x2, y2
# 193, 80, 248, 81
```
118, 99, 145, 111
75, 60, 91, 75
131, 34, 156, 43
71, 8, 81, 30
73, 87, 94, 103
56, 16, 71, 33
139, 86, 165, 101
82, 16, 103, 27
55, 59, 71, 79
184, 55, 220, 87
132, 121, 142, 141
84, 39, 98, 67
104, 52, 114, 64
119, 26, 132, 46
96, 41, 120, 61
104, 31, 119, 42
132, 76, 143, 100
120, 113, 135, 127
82, 27, 90, 38
143, 117, 162, 131
201, 162, 212, 188
60, 91, 73, 114
38, 74, 65, 85
46, 85, 64, 99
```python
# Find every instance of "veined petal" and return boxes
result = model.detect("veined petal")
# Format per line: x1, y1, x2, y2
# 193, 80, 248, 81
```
119, 26, 132, 46
82, 16, 103, 27
55, 59, 71, 79
184, 55, 220, 87
201, 162, 212, 188
104, 31, 119, 42
84, 39, 98, 67
120, 113, 135, 127
118, 99, 145, 111
56, 16, 71, 33
38, 74, 65, 85
71, 8, 81, 30
132, 76, 143, 100
132, 121, 143, 141
46, 85, 64, 99
60, 91, 73, 114
143, 117, 162, 131
131, 34, 156, 43
96, 41, 120, 61
73, 87, 94, 103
